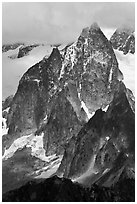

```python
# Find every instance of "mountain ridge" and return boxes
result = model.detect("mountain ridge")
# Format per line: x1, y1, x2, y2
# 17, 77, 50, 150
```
2, 23, 135, 200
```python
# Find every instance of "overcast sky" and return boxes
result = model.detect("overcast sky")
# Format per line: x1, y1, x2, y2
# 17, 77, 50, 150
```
2, 2, 135, 44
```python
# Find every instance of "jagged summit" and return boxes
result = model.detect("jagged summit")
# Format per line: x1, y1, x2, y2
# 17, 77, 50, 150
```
90, 22, 100, 30
80, 22, 102, 37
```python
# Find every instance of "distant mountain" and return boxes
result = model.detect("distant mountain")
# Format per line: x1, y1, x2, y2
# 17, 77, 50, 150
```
110, 27, 135, 54
17, 44, 41, 58
2, 43, 24, 52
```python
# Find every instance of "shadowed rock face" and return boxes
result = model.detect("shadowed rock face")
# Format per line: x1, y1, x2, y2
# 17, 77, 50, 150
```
4, 23, 120, 157
110, 27, 135, 54
57, 82, 135, 187
2, 175, 135, 202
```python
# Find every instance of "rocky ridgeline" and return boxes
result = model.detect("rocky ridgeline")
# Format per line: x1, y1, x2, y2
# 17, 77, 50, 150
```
110, 27, 135, 54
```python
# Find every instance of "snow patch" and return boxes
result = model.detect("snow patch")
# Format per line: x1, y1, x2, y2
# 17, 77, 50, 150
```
103, 168, 110, 175
106, 136, 110, 141
102, 105, 109, 112
33, 79, 40, 85
2, 117, 9, 136
35, 155, 63, 179
2, 134, 33, 160
108, 68, 113, 82
33, 79, 40, 83
3, 107, 10, 113
81, 101, 95, 119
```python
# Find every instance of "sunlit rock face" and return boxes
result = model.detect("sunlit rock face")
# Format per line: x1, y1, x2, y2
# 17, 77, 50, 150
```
57, 82, 135, 187
59, 22, 119, 115
110, 27, 135, 55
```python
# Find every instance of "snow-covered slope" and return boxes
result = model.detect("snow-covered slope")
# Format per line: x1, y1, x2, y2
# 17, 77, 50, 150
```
2, 132, 57, 162
2, 45, 53, 99
114, 50, 135, 95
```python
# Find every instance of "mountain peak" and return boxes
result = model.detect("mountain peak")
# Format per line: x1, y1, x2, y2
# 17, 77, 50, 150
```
90, 22, 100, 30
80, 22, 101, 38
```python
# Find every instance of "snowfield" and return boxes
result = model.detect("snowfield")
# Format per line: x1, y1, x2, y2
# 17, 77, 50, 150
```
114, 50, 135, 95
2, 45, 53, 99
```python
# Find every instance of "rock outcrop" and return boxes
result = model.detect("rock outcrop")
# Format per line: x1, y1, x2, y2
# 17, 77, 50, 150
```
17, 44, 40, 58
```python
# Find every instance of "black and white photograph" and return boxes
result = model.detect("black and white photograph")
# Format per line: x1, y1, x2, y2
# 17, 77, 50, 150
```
2, 1, 135, 202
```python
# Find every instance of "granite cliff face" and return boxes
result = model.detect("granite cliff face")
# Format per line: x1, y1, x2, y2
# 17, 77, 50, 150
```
110, 27, 135, 54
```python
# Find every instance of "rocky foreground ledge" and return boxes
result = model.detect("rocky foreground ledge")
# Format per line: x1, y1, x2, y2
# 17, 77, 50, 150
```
2, 175, 134, 202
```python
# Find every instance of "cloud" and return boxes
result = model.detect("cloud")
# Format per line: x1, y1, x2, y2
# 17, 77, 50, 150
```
2, 2, 135, 44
